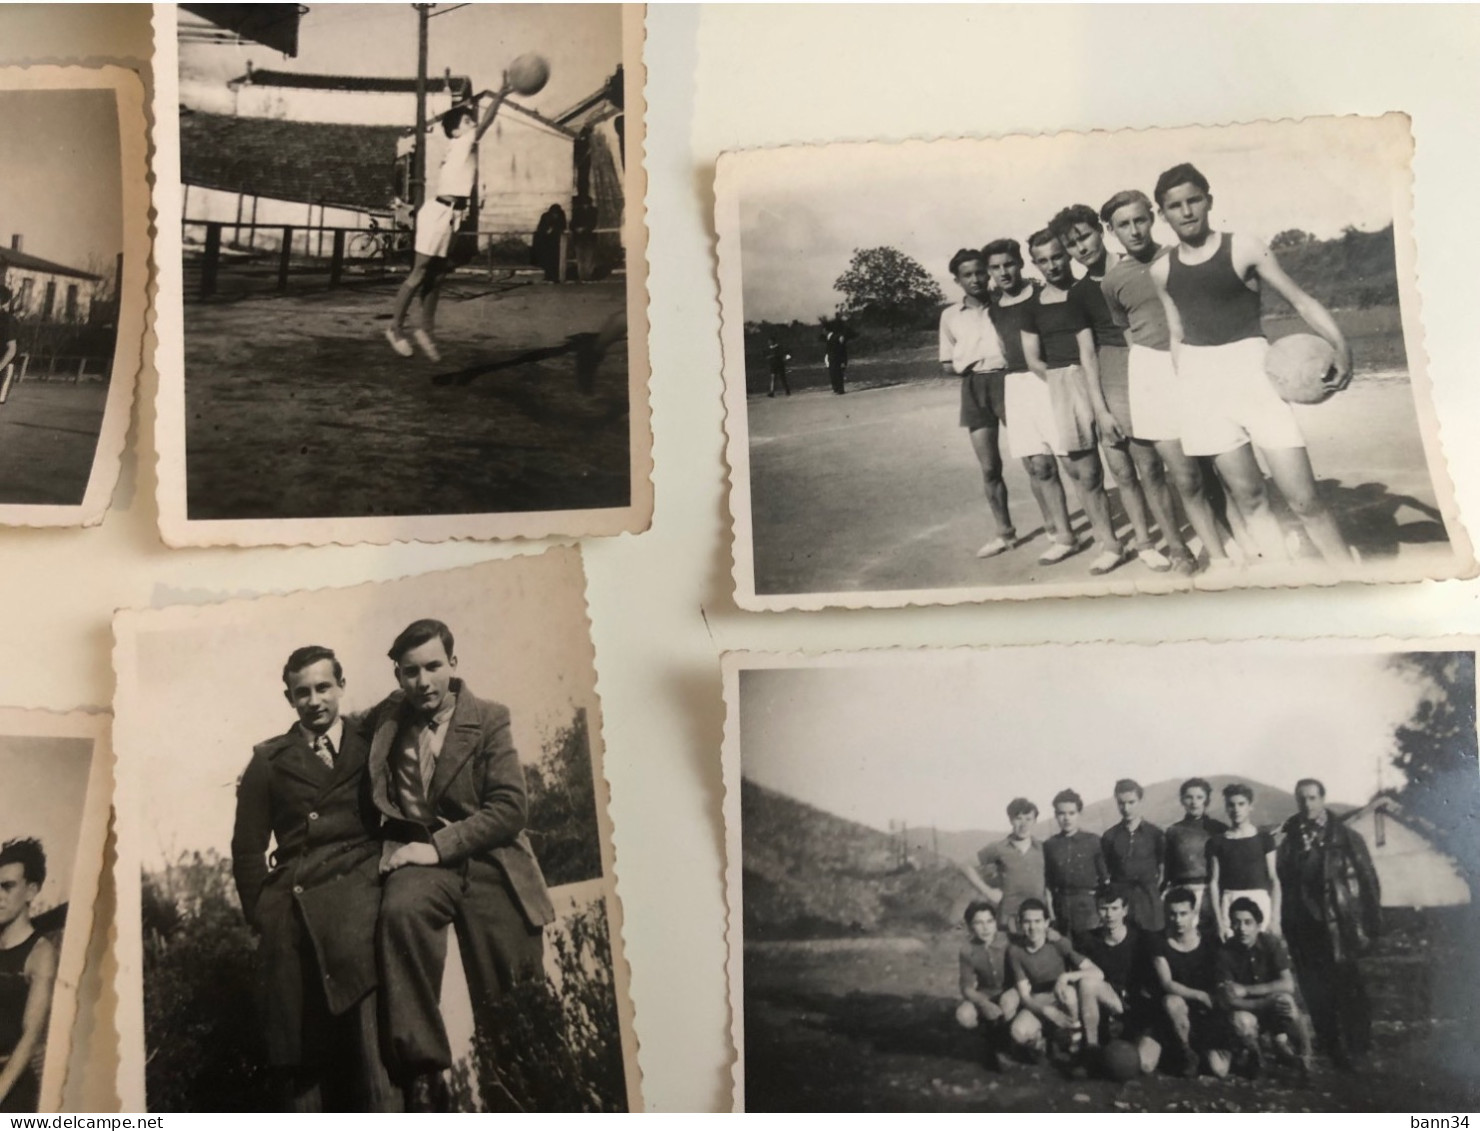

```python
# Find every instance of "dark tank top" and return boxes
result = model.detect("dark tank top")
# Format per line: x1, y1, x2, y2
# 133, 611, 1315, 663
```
0, 931, 42, 1054
1165, 234, 1263, 347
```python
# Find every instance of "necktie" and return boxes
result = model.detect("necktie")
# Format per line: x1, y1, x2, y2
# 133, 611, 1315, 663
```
313, 733, 335, 770
391, 727, 435, 826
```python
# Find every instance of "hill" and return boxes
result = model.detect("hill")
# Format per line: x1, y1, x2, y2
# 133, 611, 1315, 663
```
903, 775, 1352, 865
741, 778, 974, 941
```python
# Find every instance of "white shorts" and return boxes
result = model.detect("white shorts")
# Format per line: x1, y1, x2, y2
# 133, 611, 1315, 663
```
414, 198, 465, 259
1177, 337, 1306, 457
1005, 367, 1096, 458
1127, 343, 1184, 442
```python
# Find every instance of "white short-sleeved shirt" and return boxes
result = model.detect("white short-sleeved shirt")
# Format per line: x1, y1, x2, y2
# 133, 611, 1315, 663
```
939, 297, 1008, 375
436, 131, 478, 198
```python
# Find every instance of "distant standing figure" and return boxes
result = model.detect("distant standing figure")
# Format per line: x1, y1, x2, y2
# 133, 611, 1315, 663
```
822, 323, 848, 394
1275, 778, 1381, 1068
0, 285, 17, 405
1206, 782, 1281, 941
1101, 779, 1166, 932
765, 338, 791, 397
1043, 788, 1109, 937
961, 797, 1046, 935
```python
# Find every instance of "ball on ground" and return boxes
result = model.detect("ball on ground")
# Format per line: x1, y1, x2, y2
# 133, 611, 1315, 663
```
1265, 332, 1338, 405
1101, 1038, 1142, 1082
507, 53, 550, 97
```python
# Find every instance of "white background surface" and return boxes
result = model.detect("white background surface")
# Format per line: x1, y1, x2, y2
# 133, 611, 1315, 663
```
4, 3, 1480, 1112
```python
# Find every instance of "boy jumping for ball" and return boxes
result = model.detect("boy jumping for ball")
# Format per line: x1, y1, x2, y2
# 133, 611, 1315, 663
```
385, 80, 512, 363
1149, 163, 1353, 567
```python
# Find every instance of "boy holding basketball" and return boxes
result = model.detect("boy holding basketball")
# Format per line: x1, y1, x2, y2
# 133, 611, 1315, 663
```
1149, 163, 1354, 567
940, 248, 1016, 558
385, 80, 514, 362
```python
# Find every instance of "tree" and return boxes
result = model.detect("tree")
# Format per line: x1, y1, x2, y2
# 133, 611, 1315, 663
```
832, 246, 945, 332
1386, 651, 1480, 898
1271, 228, 1314, 251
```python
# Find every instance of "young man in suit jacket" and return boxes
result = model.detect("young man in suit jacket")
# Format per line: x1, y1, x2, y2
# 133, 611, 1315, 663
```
230, 646, 398, 1111
367, 619, 556, 1111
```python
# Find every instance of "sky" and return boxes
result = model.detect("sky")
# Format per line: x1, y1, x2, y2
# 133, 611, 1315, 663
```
735, 115, 1410, 324
179, 3, 623, 119
737, 643, 1447, 834
0, 736, 93, 914
125, 554, 600, 870
0, 89, 122, 275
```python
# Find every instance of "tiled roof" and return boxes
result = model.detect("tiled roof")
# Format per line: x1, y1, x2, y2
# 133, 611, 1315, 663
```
180, 109, 402, 211
0, 247, 98, 281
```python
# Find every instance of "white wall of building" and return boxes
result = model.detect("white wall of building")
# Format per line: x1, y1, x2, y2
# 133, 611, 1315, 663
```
2, 266, 95, 323
1346, 807, 1471, 908
231, 84, 460, 128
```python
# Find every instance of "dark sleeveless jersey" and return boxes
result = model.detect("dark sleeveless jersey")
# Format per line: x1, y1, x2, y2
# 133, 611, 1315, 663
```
0, 931, 43, 1054
1070, 273, 1127, 349
1164, 234, 1263, 347
988, 287, 1039, 373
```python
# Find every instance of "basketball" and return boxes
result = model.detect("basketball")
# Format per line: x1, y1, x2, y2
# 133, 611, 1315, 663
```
1101, 1038, 1142, 1082
507, 53, 550, 97
1265, 333, 1339, 405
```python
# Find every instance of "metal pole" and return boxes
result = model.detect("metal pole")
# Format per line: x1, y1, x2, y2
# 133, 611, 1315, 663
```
412, 3, 430, 209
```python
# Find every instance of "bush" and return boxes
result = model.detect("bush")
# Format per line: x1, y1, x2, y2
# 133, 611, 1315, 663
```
526, 708, 604, 887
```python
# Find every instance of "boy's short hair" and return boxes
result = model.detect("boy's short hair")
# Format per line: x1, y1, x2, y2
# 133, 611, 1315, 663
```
1164, 886, 1198, 913
1295, 777, 1327, 798
981, 237, 1023, 267
1052, 788, 1084, 812
1006, 797, 1038, 820
1017, 898, 1048, 920
1048, 203, 1101, 240
1180, 777, 1213, 799
1095, 882, 1132, 908
949, 247, 987, 277
1228, 896, 1264, 925
964, 899, 997, 927
282, 645, 343, 687
1027, 228, 1061, 253
1100, 189, 1154, 225
388, 619, 455, 664
1223, 782, 1254, 803
1113, 778, 1144, 799
441, 104, 474, 137
1154, 162, 1211, 207
0, 838, 46, 886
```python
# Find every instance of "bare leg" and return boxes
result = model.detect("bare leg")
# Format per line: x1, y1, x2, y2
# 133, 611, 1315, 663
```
1023, 455, 1072, 545
1060, 450, 1122, 552
1101, 440, 1155, 548
1262, 446, 1351, 566
1129, 439, 1193, 557
1155, 439, 1228, 563
419, 259, 448, 333
1212, 444, 1290, 561
391, 253, 435, 335
968, 426, 1014, 544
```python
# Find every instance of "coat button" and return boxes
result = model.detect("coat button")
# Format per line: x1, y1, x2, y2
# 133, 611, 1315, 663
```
293, 884, 304, 894
308, 811, 319, 820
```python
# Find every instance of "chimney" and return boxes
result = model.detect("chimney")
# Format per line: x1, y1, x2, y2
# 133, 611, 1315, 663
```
9, 235, 19, 252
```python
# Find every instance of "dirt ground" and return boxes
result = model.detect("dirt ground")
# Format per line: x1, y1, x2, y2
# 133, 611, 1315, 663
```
747, 369, 1456, 597
183, 276, 630, 520
742, 931, 1480, 1113
0, 379, 108, 506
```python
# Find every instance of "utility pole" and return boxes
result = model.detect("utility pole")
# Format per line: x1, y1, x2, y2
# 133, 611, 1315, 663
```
412, 3, 431, 208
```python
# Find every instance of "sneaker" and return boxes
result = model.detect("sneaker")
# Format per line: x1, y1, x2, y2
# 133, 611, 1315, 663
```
1038, 540, 1079, 565
1136, 544, 1172, 572
1168, 547, 1199, 576
976, 533, 1016, 559
411, 328, 442, 362
384, 329, 414, 358
1088, 548, 1128, 576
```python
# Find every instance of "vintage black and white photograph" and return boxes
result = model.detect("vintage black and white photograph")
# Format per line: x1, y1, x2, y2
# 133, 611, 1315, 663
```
717, 114, 1473, 609
0, 709, 111, 1113
111, 550, 639, 1112
722, 644, 1480, 1112
153, 3, 650, 547
0, 65, 148, 527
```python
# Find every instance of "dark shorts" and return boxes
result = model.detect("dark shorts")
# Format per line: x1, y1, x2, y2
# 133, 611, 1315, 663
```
1099, 343, 1132, 439
960, 368, 1008, 431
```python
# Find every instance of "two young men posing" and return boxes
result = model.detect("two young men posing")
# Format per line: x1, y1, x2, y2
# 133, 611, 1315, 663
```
231, 619, 553, 1112
940, 162, 1353, 576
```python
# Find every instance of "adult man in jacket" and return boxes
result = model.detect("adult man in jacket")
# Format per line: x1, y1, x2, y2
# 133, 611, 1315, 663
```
231, 646, 396, 1111
367, 619, 556, 1111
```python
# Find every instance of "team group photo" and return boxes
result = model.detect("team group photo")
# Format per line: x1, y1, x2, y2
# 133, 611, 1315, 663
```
719, 114, 1469, 607
726, 643, 1480, 1113
161, 4, 648, 544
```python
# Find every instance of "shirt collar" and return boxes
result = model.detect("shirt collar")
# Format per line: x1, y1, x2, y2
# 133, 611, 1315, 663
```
958, 294, 989, 311
300, 715, 344, 753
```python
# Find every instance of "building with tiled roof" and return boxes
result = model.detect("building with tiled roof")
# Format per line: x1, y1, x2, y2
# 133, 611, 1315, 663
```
0, 236, 102, 323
